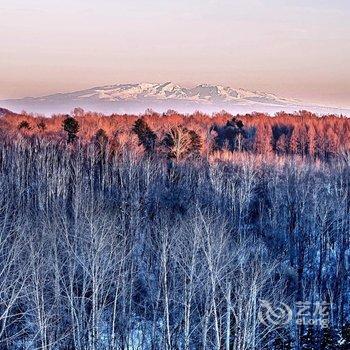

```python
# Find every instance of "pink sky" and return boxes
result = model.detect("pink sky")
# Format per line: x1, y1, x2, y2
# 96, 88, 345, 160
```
0, 0, 349, 107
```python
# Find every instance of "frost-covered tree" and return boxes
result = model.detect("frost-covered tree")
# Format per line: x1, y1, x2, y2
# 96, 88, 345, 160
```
163, 126, 201, 161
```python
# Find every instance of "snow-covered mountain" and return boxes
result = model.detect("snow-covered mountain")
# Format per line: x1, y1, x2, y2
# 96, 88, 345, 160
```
1, 82, 349, 115
0, 107, 15, 116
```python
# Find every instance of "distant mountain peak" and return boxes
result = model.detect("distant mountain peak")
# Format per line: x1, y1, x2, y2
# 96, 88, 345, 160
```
1, 82, 348, 116
0, 107, 15, 116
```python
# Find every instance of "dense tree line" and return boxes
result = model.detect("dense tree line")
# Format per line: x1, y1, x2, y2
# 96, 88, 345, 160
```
0, 109, 349, 161
0, 111, 349, 348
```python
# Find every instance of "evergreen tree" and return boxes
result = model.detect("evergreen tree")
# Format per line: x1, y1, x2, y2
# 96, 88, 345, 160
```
188, 130, 202, 157
18, 120, 30, 130
226, 117, 237, 127
236, 120, 244, 129
62, 116, 79, 143
37, 121, 47, 131
132, 118, 157, 153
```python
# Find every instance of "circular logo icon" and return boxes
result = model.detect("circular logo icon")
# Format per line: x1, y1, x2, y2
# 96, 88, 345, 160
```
258, 299, 293, 327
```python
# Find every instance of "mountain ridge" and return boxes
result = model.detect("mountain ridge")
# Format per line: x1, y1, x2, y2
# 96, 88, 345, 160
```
0, 107, 16, 116
1, 82, 349, 116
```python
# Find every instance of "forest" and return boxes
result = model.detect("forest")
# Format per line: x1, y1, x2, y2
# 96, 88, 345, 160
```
0, 108, 349, 349
2, 109, 350, 160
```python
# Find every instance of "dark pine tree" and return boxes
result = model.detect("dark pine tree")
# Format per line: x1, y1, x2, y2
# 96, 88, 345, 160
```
132, 118, 157, 153
62, 116, 79, 143
37, 121, 47, 131
18, 120, 31, 130
188, 130, 202, 158
236, 120, 244, 129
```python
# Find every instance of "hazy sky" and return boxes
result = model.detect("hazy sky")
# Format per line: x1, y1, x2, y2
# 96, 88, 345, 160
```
0, 0, 349, 107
